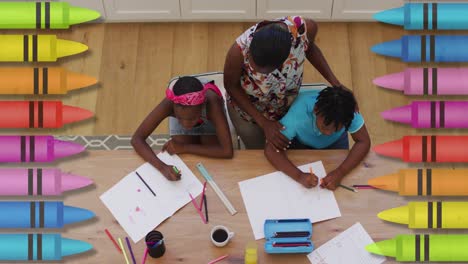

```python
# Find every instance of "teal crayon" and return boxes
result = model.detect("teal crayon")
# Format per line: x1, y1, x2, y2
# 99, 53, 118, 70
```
375, 3, 468, 30
0, 234, 92, 261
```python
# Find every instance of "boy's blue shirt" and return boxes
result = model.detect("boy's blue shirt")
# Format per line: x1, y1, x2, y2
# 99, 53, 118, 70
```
280, 92, 364, 149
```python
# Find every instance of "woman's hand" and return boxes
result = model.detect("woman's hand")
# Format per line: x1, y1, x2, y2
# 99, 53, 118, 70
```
260, 120, 290, 150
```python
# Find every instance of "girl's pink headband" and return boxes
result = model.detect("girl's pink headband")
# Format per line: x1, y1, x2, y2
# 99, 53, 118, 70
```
166, 82, 222, 106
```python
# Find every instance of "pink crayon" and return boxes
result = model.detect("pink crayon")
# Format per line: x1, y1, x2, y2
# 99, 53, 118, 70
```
0, 135, 85, 163
382, 101, 468, 128
0, 168, 92, 196
374, 67, 468, 95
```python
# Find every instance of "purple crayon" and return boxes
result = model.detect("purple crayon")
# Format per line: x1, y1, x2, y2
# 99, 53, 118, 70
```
374, 68, 468, 95
0, 168, 93, 196
382, 101, 468, 128
0, 135, 84, 163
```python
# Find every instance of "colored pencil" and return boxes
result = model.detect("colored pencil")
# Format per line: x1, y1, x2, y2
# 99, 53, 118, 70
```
274, 231, 310, 238
273, 242, 311, 247
339, 184, 357, 193
276, 219, 309, 223
125, 237, 136, 264
150, 239, 163, 249
204, 193, 209, 223
199, 181, 207, 209
118, 238, 130, 264
188, 192, 207, 224
141, 248, 148, 264
104, 229, 122, 253
135, 171, 156, 196
172, 166, 180, 174
352, 184, 376, 189
208, 255, 228, 264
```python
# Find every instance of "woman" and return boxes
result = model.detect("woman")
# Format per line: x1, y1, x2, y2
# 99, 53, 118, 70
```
224, 16, 343, 150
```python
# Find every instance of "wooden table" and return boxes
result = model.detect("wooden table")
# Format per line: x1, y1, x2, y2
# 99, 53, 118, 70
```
38, 150, 468, 264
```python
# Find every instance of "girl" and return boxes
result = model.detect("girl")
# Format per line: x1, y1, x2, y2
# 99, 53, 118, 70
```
131, 76, 233, 181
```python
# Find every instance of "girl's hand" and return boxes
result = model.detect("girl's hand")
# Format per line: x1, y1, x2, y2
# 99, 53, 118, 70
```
320, 169, 344, 190
160, 164, 181, 181
162, 139, 184, 155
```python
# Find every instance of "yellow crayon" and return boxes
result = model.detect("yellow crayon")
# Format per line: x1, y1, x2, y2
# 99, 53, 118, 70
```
378, 201, 468, 229
0, 35, 87, 62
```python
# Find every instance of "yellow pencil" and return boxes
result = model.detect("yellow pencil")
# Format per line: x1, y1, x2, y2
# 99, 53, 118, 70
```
118, 237, 130, 264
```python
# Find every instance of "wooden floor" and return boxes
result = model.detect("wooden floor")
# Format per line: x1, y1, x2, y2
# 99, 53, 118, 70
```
1, 22, 468, 145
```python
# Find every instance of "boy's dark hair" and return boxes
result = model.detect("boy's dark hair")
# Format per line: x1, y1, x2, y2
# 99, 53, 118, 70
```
250, 23, 292, 69
315, 86, 357, 131
173, 76, 203, 95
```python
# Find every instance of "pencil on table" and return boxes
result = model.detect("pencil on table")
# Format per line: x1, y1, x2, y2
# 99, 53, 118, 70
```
141, 248, 148, 264
352, 184, 376, 189
199, 181, 207, 209
208, 255, 228, 264
125, 237, 136, 264
188, 192, 207, 224
203, 193, 209, 223
118, 237, 130, 264
104, 228, 122, 253
339, 184, 358, 193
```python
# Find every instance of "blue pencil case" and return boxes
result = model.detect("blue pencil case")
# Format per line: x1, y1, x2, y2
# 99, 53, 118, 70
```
264, 218, 314, 254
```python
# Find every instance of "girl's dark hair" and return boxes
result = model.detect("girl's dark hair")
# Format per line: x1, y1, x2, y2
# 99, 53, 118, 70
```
173, 76, 203, 95
250, 23, 292, 69
315, 86, 357, 131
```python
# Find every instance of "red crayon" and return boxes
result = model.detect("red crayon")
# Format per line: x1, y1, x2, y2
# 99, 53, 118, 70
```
0, 101, 93, 128
374, 135, 468, 163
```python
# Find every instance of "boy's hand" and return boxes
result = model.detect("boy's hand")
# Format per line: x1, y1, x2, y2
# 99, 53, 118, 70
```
320, 169, 344, 190
160, 164, 181, 181
298, 172, 319, 188
162, 139, 184, 155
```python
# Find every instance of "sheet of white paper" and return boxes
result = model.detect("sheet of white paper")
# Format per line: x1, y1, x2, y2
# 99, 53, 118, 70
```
238, 161, 341, 240
307, 222, 386, 264
100, 152, 203, 243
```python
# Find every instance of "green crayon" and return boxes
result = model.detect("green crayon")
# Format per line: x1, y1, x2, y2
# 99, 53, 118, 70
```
366, 234, 468, 262
0, 2, 100, 29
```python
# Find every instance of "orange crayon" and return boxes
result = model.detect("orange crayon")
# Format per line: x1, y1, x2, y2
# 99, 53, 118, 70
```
0, 67, 97, 95
368, 168, 468, 196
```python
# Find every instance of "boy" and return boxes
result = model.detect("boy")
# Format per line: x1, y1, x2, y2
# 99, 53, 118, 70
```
264, 86, 370, 190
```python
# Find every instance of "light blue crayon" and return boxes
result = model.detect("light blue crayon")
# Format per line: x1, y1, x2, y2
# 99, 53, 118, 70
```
375, 3, 468, 30
0, 234, 92, 260
0, 201, 94, 228
372, 35, 468, 63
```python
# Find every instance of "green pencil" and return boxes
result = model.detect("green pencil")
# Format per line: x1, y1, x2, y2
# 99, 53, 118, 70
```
172, 166, 180, 174
339, 184, 357, 193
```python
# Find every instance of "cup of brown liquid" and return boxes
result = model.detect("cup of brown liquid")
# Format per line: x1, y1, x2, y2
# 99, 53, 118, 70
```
210, 225, 234, 247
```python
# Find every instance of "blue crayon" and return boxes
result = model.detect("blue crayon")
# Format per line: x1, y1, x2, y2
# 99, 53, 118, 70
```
0, 201, 94, 228
375, 3, 468, 30
0, 234, 92, 261
372, 35, 468, 63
